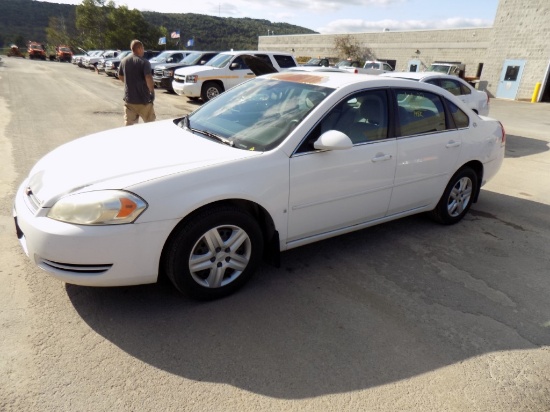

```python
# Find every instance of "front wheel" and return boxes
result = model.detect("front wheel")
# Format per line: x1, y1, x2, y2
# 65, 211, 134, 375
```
430, 167, 478, 225
163, 206, 264, 300
201, 82, 223, 102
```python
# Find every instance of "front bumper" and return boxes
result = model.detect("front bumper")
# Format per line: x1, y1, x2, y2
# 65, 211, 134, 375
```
172, 80, 200, 98
13, 181, 178, 287
153, 77, 174, 90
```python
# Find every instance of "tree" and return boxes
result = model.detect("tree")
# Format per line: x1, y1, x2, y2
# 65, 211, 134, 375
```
333, 34, 374, 62
105, 5, 151, 49
76, 0, 115, 49
46, 16, 74, 48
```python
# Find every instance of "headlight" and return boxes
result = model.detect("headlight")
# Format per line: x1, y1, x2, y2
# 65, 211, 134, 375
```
47, 190, 147, 225
186, 75, 198, 83
163, 70, 174, 77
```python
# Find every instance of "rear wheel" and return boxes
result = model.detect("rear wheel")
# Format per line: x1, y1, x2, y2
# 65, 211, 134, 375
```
430, 167, 478, 225
201, 82, 223, 102
163, 206, 263, 300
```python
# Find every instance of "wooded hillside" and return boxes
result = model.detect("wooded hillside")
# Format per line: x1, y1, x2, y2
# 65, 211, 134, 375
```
0, 0, 316, 50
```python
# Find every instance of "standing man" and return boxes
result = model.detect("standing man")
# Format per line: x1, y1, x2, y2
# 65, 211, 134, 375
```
118, 40, 156, 126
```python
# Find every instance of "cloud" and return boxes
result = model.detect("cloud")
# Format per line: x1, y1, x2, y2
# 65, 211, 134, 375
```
316, 17, 493, 34
269, 0, 404, 12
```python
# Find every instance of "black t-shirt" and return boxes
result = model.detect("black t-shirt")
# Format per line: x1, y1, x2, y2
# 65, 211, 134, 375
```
119, 54, 153, 104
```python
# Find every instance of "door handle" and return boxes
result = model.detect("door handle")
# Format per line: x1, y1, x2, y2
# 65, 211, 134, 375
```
446, 141, 461, 148
371, 154, 392, 162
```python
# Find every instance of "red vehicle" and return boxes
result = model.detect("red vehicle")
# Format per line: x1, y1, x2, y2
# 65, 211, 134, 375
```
56, 45, 73, 62
28, 42, 46, 60
7, 45, 25, 58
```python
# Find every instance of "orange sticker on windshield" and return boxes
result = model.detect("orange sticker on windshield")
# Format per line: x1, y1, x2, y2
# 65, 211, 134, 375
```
271, 73, 329, 84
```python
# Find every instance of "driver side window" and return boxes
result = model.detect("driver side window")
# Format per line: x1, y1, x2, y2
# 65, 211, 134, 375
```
231, 56, 249, 70
295, 90, 389, 153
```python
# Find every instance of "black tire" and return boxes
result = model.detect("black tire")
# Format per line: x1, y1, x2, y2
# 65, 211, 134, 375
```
163, 206, 264, 300
430, 167, 478, 225
201, 82, 223, 102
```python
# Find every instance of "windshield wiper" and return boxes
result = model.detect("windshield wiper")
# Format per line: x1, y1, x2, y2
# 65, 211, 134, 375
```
190, 127, 234, 147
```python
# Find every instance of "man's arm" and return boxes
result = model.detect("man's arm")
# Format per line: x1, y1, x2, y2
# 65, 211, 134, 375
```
145, 74, 154, 94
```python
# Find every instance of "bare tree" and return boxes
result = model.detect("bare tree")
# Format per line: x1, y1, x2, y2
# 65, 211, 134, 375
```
333, 34, 374, 62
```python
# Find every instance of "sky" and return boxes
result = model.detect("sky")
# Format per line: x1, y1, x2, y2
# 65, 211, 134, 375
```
42, 0, 500, 34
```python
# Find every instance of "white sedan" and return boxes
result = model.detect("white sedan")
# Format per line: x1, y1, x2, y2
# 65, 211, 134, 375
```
381, 71, 490, 116
14, 72, 505, 299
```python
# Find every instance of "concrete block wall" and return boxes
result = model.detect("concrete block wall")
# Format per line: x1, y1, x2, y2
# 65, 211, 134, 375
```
260, 28, 492, 83
258, 0, 550, 101
483, 0, 550, 100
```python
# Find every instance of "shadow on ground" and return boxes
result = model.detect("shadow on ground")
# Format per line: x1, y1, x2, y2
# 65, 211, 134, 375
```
66, 191, 550, 399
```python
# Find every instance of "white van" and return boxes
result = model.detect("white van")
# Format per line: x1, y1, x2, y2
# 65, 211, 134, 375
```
172, 50, 297, 101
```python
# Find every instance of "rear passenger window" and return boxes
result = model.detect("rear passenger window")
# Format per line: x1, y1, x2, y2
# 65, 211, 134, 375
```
447, 100, 470, 128
439, 79, 461, 96
274, 55, 297, 68
459, 83, 472, 95
395, 89, 448, 137
253, 54, 275, 68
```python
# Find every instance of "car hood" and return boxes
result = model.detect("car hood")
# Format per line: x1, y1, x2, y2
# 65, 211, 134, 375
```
156, 62, 195, 70
27, 119, 262, 206
174, 65, 219, 75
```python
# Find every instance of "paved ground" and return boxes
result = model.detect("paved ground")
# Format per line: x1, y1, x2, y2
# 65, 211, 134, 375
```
1, 56, 549, 411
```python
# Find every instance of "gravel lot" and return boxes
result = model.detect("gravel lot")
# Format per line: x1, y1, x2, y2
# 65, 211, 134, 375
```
1, 56, 549, 412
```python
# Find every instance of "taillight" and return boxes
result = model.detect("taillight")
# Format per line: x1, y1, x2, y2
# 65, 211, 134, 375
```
354, 68, 358, 74
498, 121, 506, 146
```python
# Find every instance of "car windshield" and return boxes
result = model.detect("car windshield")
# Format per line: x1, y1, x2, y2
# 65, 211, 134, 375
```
206, 53, 233, 68
118, 50, 131, 59
364, 62, 380, 69
427, 65, 450, 73
60, 47, 71, 52
335, 60, 352, 67
152, 52, 173, 62
187, 78, 333, 151
181, 52, 206, 65
305, 58, 321, 65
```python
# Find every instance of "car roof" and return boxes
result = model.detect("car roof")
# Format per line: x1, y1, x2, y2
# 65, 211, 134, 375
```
286, 66, 347, 73
261, 71, 448, 92
219, 50, 294, 56
381, 71, 465, 82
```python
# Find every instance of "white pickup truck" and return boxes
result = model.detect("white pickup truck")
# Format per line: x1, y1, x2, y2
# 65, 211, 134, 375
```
340, 60, 394, 75
172, 51, 298, 102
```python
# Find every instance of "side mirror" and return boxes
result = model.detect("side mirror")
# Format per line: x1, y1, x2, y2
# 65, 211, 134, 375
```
199, 60, 206, 65
230, 62, 240, 70
314, 130, 353, 151
166, 57, 173, 63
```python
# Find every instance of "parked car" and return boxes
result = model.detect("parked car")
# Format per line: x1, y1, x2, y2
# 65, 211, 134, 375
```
98, 50, 130, 74
172, 50, 298, 101
334, 60, 361, 68
74, 50, 101, 67
148, 50, 190, 72
27, 42, 46, 60
55, 45, 73, 62
14, 71, 505, 300
381, 71, 490, 115
303, 57, 330, 67
83, 50, 118, 70
7, 45, 25, 58
153, 51, 218, 92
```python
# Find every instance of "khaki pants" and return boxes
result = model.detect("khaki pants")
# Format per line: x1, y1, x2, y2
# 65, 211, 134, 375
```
124, 103, 156, 126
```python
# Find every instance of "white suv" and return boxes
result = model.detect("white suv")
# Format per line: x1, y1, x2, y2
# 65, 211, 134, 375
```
172, 51, 297, 101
